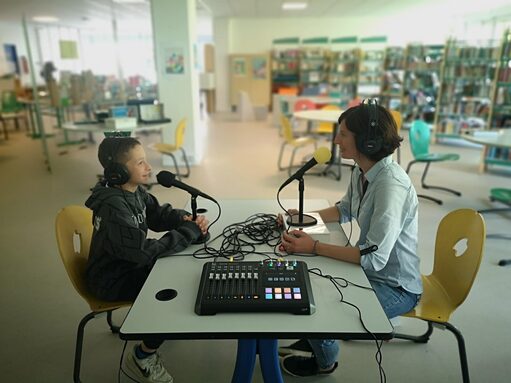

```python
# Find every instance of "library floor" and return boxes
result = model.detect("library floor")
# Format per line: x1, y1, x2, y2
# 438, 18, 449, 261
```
0, 112, 510, 383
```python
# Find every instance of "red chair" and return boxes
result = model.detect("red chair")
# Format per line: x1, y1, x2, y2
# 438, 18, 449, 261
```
293, 99, 316, 111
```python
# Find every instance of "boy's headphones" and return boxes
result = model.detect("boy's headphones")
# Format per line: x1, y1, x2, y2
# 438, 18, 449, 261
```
356, 99, 383, 156
103, 138, 130, 186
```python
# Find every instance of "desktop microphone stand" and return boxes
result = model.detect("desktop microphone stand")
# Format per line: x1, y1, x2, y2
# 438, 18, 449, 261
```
286, 176, 317, 227
190, 195, 210, 243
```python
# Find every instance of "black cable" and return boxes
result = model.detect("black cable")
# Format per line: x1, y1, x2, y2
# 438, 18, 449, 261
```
308, 267, 386, 383
193, 213, 283, 261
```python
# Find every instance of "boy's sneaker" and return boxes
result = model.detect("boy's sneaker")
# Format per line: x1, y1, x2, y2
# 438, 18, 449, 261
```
278, 339, 313, 357
124, 345, 174, 383
280, 355, 338, 377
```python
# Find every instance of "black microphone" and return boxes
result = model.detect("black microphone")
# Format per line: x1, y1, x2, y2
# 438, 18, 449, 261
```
278, 147, 331, 192
156, 171, 216, 202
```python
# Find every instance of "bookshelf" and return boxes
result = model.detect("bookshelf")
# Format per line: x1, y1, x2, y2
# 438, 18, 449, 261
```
357, 36, 387, 99
433, 39, 498, 140
379, 46, 406, 110
328, 37, 360, 107
299, 37, 330, 96
400, 44, 443, 125
271, 38, 300, 95
485, 29, 511, 170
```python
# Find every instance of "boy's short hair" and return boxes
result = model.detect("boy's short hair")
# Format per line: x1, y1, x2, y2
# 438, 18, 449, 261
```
98, 137, 141, 169
338, 104, 403, 162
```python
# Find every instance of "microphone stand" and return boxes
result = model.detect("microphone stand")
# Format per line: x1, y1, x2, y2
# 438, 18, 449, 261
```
190, 195, 211, 244
286, 176, 318, 227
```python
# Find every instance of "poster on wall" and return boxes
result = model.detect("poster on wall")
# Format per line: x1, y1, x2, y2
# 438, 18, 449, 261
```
233, 57, 246, 77
3, 44, 20, 74
59, 40, 79, 59
164, 47, 185, 75
252, 57, 267, 79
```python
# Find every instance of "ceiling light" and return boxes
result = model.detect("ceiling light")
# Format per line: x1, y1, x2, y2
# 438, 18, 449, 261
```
113, 0, 147, 3
32, 16, 59, 23
282, 2, 307, 10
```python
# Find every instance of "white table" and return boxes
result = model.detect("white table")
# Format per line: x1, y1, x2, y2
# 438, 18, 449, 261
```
120, 199, 393, 382
293, 109, 353, 180
463, 130, 511, 172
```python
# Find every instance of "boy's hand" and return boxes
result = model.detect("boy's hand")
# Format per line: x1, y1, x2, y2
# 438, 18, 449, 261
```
183, 215, 209, 235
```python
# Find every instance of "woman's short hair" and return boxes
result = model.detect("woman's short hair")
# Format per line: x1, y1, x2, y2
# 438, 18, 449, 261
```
98, 137, 141, 169
338, 103, 402, 162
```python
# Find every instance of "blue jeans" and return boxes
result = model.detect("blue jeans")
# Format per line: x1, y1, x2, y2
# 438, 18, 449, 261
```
308, 281, 421, 369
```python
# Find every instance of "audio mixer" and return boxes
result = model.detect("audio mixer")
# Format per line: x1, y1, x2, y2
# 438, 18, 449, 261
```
194, 260, 315, 315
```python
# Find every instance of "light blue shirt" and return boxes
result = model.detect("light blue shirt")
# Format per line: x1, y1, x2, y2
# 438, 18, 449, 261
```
336, 156, 422, 294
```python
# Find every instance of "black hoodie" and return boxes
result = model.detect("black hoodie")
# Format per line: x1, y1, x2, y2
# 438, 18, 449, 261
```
85, 182, 201, 300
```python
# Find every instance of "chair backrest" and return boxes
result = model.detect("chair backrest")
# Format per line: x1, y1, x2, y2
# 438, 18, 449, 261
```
280, 115, 295, 143
409, 119, 431, 158
390, 110, 403, 134
55, 205, 95, 305
174, 118, 187, 149
316, 104, 341, 133
1, 90, 21, 113
431, 209, 486, 310
293, 99, 316, 111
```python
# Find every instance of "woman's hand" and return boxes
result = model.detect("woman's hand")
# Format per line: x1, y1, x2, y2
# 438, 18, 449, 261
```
281, 230, 315, 254
183, 215, 209, 235
277, 209, 299, 228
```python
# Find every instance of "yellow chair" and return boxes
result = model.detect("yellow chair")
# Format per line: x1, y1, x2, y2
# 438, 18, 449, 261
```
390, 110, 403, 164
278, 115, 317, 176
152, 118, 190, 179
395, 209, 486, 383
55, 205, 131, 383
315, 104, 341, 135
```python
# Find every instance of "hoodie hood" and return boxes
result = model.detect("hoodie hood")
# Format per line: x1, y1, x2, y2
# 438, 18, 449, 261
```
85, 182, 143, 216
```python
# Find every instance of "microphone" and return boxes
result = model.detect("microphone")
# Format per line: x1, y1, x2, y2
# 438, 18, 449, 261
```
279, 147, 332, 191
156, 171, 216, 202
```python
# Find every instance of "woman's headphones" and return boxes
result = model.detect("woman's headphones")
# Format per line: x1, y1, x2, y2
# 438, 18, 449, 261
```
103, 138, 131, 185
356, 99, 383, 156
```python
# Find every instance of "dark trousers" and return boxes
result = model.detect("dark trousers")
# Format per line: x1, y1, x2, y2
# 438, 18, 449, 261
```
116, 266, 164, 350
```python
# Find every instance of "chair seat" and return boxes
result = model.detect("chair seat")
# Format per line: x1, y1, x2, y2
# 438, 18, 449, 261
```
291, 136, 316, 148
402, 275, 455, 323
490, 188, 511, 203
152, 142, 178, 153
414, 153, 460, 162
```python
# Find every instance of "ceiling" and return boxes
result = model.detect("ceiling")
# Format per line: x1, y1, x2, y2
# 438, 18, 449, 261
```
0, 0, 509, 28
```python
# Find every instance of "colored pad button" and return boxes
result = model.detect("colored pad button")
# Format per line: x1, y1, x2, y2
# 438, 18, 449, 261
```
275, 294, 282, 299
283, 288, 291, 293
293, 287, 301, 293
284, 294, 292, 299
294, 294, 302, 300
265, 288, 272, 293
274, 288, 282, 293
265, 294, 273, 300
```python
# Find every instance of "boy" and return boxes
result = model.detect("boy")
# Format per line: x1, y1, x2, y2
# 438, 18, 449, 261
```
86, 136, 208, 383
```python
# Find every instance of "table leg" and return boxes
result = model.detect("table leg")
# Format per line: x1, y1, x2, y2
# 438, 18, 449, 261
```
231, 339, 257, 383
231, 339, 284, 383
258, 339, 284, 383
322, 122, 342, 180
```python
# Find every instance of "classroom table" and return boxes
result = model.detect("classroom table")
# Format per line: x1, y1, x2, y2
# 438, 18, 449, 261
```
120, 199, 393, 383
